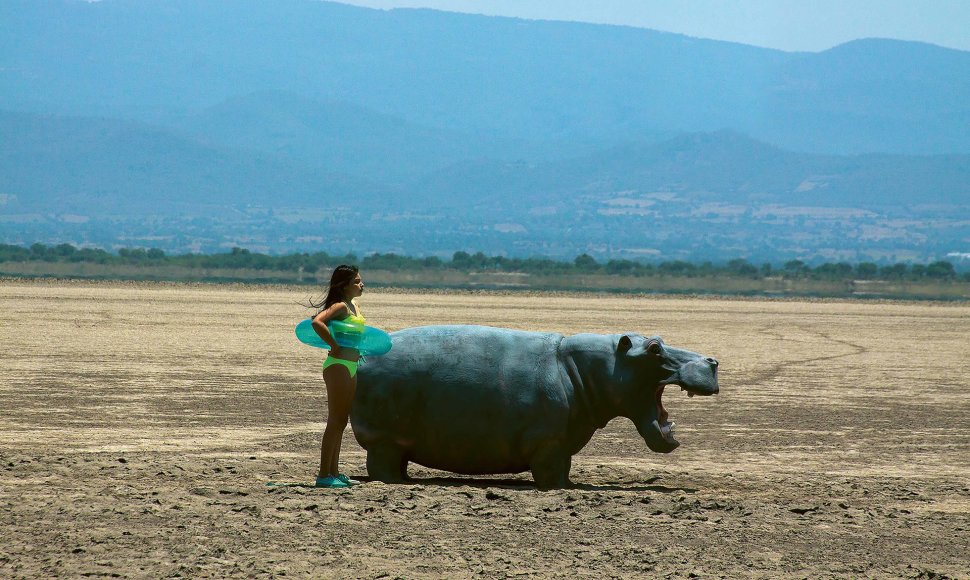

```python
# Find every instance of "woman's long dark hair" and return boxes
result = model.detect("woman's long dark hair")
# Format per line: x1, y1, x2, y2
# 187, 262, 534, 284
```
307, 264, 359, 315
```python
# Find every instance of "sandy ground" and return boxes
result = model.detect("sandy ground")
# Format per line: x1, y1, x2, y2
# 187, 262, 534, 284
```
1, 279, 968, 579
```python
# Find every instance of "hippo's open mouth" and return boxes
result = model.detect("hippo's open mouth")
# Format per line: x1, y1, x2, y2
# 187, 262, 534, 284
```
655, 384, 682, 444
654, 383, 705, 444
651, 360, 719, 447
631, 345, 719, 454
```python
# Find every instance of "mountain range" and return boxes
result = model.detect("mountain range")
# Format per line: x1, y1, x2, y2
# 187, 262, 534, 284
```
1, 0, 968, 262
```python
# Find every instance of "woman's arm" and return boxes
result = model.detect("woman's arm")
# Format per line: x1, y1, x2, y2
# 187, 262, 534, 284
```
311, 303, 350, 351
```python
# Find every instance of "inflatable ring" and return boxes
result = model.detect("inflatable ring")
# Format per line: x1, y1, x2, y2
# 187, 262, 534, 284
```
295, 318, 392, 356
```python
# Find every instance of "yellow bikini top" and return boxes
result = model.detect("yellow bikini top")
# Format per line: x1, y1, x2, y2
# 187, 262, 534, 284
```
342, 300, 365, 326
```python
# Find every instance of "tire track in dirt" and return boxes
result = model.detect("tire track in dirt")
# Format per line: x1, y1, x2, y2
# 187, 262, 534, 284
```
740, 324, 869, 388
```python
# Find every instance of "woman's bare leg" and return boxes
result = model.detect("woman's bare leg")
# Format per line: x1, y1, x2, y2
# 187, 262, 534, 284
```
319, 364, 357, 478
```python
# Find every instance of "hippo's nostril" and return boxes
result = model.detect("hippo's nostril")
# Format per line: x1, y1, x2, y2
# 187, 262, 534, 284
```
707, 357, 718, 367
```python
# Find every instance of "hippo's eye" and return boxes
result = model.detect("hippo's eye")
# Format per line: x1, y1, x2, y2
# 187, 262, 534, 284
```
647, 341, 662, 356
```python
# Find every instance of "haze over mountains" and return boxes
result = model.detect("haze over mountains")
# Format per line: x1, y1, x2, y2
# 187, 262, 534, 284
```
1, 0, 968, 263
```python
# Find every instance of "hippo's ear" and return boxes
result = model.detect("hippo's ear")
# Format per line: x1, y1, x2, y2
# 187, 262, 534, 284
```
617, 335, 633, 353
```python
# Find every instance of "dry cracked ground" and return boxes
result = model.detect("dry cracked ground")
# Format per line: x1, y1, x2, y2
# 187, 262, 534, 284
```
1, 280, 968, 579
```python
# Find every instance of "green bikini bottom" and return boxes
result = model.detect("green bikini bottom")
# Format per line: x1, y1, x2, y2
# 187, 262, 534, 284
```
323, 356, 358, 377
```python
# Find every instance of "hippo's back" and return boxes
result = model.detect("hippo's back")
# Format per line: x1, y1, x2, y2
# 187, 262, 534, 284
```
352, 325, 569, 474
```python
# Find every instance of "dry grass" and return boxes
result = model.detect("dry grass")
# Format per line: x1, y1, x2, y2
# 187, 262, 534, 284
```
5, 261, 969, 300
1, 280, 968, 578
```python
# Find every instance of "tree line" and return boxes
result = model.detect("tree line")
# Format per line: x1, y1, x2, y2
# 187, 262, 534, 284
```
0, 243, 964, 282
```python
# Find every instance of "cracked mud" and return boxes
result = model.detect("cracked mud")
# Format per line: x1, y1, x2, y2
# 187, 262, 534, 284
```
1, 280, 968, 578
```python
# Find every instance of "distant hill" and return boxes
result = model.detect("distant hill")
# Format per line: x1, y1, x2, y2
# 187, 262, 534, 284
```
2, 0, 968, 155
172, 91, 614, 183
3, 108, 966, 262
414, 132, 970, 209
5, 111, 968, 217
0, 111, 384, 214
756, 39, 970, 154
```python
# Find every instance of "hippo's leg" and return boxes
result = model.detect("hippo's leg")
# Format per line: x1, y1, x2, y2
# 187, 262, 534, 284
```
530, 445, 573, 490
365, 444, 409, 484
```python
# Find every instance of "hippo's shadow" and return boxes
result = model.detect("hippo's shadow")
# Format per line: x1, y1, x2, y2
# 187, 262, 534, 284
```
358, 475, 536, 489
352, 475, 699, 493
574, 482, 699, 493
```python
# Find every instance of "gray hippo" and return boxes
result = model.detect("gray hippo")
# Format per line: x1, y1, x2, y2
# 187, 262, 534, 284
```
351, 325, 719, 489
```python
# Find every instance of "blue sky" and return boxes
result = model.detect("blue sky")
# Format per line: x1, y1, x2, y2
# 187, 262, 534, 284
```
335, 0, 970, 52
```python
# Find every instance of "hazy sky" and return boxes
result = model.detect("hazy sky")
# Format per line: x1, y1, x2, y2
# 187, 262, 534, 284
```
335, 0, 970, 52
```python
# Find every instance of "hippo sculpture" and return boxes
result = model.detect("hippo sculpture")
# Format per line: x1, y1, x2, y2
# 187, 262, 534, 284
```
351, 325, 719, 489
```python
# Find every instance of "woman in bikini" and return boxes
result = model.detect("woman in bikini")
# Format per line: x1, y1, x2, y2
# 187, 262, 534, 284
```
309, 264, 366, 488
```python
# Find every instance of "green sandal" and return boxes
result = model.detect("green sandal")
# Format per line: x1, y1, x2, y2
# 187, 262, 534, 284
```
337, 474, 360, 485
315, 475, 350, 488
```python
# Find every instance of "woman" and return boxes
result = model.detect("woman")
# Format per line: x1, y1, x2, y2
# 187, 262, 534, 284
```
309, 264, 366, 488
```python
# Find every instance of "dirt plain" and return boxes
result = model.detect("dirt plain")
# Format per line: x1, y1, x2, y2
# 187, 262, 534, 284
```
1, 279, 968, 579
